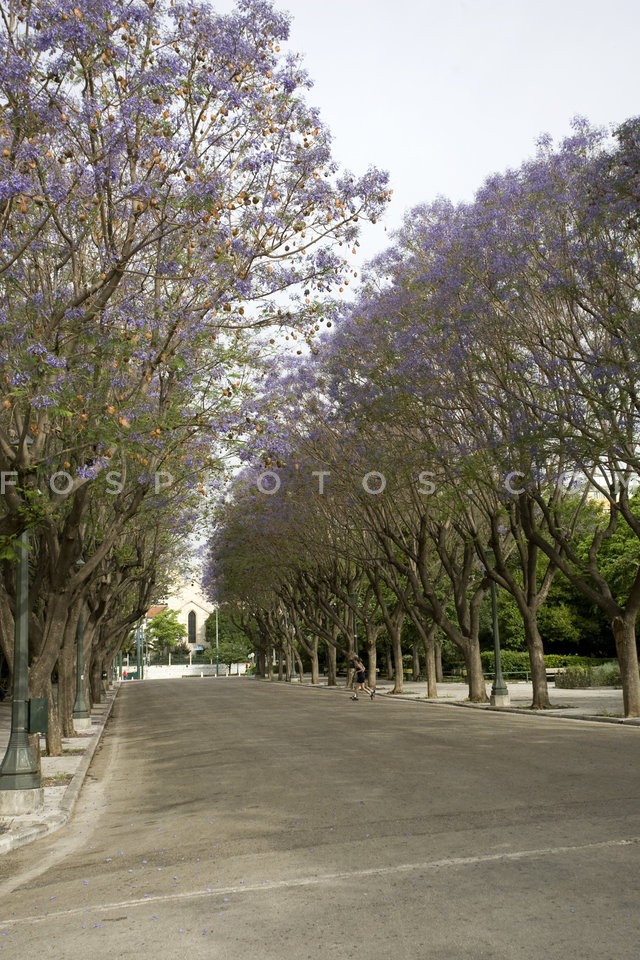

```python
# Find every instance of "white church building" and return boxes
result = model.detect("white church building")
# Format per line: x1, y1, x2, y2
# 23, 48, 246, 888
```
139, 577, 249, 678
147, 580, 214, 651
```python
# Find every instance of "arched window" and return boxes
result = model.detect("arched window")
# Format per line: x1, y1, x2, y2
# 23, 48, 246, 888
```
188, 610, 196, 645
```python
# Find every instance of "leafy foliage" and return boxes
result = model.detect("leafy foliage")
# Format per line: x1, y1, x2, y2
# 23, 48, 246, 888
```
204, 611, 251, 667
144, 609, 187, 654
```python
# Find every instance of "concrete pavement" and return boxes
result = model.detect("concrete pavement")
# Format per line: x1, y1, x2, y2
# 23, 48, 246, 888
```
0, 676, 637, 858
0, 686, 118, 856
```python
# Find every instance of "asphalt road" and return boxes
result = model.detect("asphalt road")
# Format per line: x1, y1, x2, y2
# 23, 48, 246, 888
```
1, 679, 640, 959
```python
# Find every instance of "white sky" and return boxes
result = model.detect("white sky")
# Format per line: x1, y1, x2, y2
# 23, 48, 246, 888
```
217, 0, 640, 264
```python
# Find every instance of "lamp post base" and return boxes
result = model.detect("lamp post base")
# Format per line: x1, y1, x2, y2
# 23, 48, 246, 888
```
0, 787, 44, 815
73, 717, 92, 732
490, 688, 511, 707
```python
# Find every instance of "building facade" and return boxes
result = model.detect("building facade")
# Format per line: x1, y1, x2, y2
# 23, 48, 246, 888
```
148, 582, 214, 650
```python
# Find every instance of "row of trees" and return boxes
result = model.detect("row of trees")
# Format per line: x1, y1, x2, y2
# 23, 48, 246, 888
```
205, 117, 640, 717
0, 0, 389, 753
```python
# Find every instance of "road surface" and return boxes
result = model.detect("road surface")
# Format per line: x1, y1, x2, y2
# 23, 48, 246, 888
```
1, 679, 639, 959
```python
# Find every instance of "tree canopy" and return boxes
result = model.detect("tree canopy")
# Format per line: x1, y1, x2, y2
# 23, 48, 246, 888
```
204, 117, 640, 716
0, 0, 390, 750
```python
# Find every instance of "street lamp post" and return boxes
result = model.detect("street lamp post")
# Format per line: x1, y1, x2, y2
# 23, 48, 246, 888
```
215, 607, 219, 677
0, 530, 44, 814
489, 575, 510, 707
136, 624, 144, 680
350, 592, 358, 656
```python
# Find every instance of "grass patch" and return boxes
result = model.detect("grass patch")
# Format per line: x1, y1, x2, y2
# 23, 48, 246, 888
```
41, 773, 73, 787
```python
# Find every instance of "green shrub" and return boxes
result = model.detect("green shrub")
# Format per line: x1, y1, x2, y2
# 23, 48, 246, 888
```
554, 665, 593, 688
555, 661, 622, 688
480, 651, 531, 673
592, 662, 622, 686
542, 654, 595, 668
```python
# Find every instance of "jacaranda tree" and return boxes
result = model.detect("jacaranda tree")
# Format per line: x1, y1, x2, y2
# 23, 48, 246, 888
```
0, 0, 390, 748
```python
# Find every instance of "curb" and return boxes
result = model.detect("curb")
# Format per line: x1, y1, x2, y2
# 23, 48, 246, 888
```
0, 684, 120, 855
59, 685, 120, 818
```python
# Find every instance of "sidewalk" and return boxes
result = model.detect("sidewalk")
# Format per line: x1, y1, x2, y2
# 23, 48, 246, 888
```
371, 678, 640, 724
0, 684, 119, 856
292, 675, 640, 725
1, 677, 638, 857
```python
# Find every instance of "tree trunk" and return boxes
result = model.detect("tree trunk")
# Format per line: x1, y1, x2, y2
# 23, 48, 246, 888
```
325, 641, 337, 686
463, 642, 489, 702
422, 623, 438, 698
384, 641, 394, 680
613, 615, 640, 717
434, 613, 487, 702
29, 597, 71, 755
390, 629, 404, 694
435, 639, 443, 682
31, 664, 63, 756
522, 611, 551, 709
0, 586, 15, 676
89, 626, 106, 705
293, 646, 304, 681
39, 675, 63, 757
364, 626, 378, 688
283, 644, 292, 681
412, 644, 420, 681
58, 640, 77, 738
295, 631, 319, 684
90, 654, 104, 705
407, 613, 438, 697
309, 640, 320, 684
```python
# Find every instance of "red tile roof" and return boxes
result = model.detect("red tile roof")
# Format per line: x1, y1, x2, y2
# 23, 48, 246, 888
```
146, 604, 168, 618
